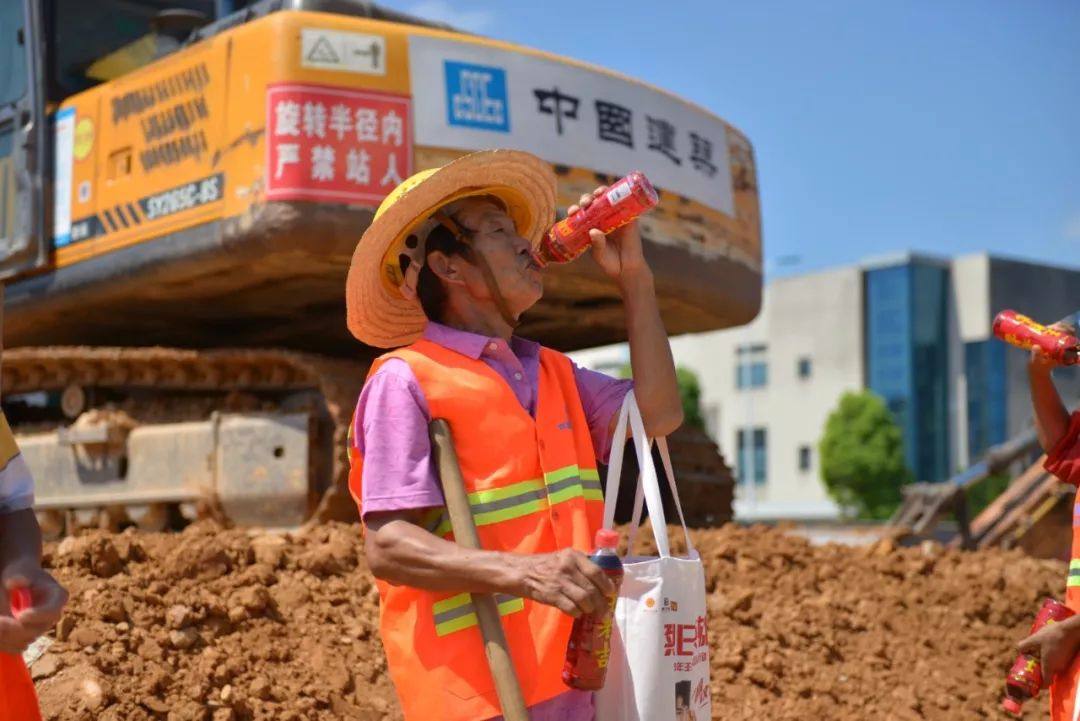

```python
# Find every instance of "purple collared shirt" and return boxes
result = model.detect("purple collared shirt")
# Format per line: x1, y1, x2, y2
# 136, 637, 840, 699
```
353, 322, 630, 721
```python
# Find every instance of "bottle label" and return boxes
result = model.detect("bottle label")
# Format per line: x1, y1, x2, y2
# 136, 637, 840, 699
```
605, 180, 632, 206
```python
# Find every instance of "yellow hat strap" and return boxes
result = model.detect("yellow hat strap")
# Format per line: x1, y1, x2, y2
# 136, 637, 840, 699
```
396, 210, 471, 302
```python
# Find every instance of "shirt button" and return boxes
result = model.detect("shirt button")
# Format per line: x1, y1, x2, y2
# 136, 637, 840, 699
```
488, 342, 498, 351
514, 372, 523, 381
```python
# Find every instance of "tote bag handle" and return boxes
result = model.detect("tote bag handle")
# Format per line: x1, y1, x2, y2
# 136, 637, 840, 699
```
602, 391, 695, 558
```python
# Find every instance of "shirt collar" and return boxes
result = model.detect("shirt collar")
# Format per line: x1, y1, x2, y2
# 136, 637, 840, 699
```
423, 321, 539, 361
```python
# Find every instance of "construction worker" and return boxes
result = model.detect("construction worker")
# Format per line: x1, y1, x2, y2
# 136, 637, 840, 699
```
1015, 319, 1080, 720
0, 412, 68, 721
345, 149, 683, 721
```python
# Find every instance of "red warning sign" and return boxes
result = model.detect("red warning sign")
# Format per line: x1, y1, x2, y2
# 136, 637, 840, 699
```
265, 83, 412, 204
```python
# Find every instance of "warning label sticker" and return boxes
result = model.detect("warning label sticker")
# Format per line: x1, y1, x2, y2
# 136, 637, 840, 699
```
301, 28, 386, 76
265, 84, 411, 205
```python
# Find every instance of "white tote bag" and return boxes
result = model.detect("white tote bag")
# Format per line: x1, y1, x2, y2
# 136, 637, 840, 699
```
595, 391, 712, 721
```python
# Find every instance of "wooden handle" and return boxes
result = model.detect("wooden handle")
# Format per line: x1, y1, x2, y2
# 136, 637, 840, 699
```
430, 419, 531, 721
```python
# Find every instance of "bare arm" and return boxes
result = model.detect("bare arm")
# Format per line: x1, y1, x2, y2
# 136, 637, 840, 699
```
364, 510, 614, 616
365, 510, 521, 593
619, 267, 683, 437
575, 187, 683, 438
1029, 335, 1072, 454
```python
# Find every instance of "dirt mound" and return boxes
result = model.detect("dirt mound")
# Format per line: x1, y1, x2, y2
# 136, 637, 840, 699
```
32, 522, 1064, 720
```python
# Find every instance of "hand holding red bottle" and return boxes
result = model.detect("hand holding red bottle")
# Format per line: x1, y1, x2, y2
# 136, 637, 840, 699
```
1003, 598, 1077, 715
1018, 613, 1080, 684
994, 310, 1080, 367
566, 186, 650, 282
535, 171, 659, 279
563, 528, 625, 691
0, 561, 69, 655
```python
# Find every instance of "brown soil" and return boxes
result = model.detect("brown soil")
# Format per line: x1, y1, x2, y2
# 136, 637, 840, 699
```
32, 522, 1064, 720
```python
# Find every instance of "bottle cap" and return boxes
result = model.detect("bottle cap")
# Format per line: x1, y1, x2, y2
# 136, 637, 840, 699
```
1001, 697, 1023, 715
595, 529, 620, 549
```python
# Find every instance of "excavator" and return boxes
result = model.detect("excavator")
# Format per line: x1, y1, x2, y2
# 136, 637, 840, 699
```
0, 0, 761, 535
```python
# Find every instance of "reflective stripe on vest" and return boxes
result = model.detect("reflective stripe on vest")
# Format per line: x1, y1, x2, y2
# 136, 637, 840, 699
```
418, 466, 601, 534
1070, 559, 1080, 588
433, 592, 526, 636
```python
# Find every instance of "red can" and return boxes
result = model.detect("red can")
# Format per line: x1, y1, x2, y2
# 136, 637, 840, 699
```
993, 310, 1080, 365
536, 171, 659, 266
562, 528, 624, 691
1002, 598, 1075, 715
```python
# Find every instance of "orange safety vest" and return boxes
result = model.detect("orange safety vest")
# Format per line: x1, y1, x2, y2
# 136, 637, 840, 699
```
1050, 490, 1080, 721
0, 653, 41, 721
348, 338, 605, 721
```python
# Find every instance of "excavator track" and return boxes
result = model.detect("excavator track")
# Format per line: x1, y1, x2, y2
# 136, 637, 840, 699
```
1, 347, 736, 536
1, 347, 368, 535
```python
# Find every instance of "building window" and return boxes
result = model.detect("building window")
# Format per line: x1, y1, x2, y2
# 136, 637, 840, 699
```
965, 340, 1007, 459
736, 427, 767, 486
797, 357, 812, 379
736, 363, 768, 388
735, 344, 768, 390
798, 445, 812, 471
864, 262, 949, 482
0, 1, 27, 107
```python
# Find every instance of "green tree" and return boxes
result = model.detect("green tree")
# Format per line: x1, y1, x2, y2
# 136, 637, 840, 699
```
675, 367, 706, 431
619, 364, 706, 431
819, 390, 912, 519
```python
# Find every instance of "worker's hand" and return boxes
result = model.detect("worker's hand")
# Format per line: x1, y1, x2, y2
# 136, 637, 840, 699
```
1017, 617, 1080, 681
508, 548, 615, 618
567, 187, 649, 282
0, 559, 68, 654
1029, 322, 1076, 372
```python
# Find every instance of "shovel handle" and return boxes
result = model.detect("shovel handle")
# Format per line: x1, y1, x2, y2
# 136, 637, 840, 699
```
429, 419, 530, 721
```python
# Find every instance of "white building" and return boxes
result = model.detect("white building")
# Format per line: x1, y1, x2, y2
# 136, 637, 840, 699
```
571, 252, 1080, 521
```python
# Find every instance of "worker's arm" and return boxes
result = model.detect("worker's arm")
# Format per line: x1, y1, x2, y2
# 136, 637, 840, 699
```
0, 509, 68, 654
1029, 331, 1072, 453
364, 510, 614, 617
573, 188, 683, 438
1018, 612, 1080, 679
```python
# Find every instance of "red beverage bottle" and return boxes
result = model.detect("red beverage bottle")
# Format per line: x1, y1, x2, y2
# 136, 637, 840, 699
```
1002, 597, 1075, 715
993, 310, 1080, 365
536, 171, 659, 266
7, 587, 31, 617
562, 528, 624, 691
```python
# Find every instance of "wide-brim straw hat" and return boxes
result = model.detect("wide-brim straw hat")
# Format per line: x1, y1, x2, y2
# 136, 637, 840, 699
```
346, 149, 557, 348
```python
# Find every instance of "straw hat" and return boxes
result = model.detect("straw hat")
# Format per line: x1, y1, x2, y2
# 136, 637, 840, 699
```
346, 149, 557, 348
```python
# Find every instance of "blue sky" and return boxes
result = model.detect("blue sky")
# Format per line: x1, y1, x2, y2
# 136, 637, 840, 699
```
382, 0, 1080, 278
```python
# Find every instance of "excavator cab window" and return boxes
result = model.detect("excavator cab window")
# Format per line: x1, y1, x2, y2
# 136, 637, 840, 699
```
0, 1, 237, 281
0, 0, 46, 280
46, 0, 217, 103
